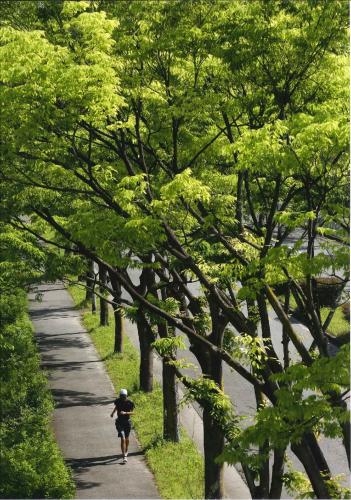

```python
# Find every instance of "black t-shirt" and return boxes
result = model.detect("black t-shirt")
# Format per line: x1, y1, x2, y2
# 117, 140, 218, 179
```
114, 398, 134, 424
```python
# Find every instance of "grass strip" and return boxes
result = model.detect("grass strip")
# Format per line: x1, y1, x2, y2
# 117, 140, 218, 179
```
320, 306, 349, 337
278, 294, 349, 337
68, 283, 204, 499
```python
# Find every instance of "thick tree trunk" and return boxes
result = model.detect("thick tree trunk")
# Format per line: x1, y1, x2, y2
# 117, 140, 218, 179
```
112, 302, 124, 353
203, 406, 225, 499
283, 284, 290, 368
162, 358, 180, 442
92, 290, 96, 314
190, 338, 225, 499
86, 259, 97, 313
195, 303, 226, 500
330, 394, 351, 467
269, 448, 285, 499
291, 438, 331, 499
241, 464, 257, 499
136, 310, 154, 392
197, 343, 225, 500
109, 272, 124, 354
158, 313, 180, 442
99, 264, 109, 326
257, 444, 270, 497
341, 419, 350, 468
254, 386, 270, 499
86, 259, 94, 301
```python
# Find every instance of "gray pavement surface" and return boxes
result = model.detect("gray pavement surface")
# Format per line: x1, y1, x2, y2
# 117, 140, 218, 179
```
29, 283, 160, 500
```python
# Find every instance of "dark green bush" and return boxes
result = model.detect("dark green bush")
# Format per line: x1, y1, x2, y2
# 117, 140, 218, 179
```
0, 292, 75, 499
273, 277, 345, 309
299, 277, 345, 308
271, 281, 290, 297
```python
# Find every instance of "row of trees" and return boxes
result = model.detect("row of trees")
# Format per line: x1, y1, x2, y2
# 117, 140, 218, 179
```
1, 1, 349, 498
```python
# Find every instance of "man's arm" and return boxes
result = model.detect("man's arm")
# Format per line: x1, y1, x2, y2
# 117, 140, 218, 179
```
120, 403, 134, 416
110, 405, 117, 418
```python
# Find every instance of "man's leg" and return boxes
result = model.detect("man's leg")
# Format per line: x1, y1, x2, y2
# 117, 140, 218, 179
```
120, 437, 126, 456
125, 437, 129, 455
124, 423, 131, 458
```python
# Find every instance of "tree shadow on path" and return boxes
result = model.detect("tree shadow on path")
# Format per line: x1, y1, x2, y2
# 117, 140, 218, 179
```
67, 452, 143, 470
52, 388, 113, 408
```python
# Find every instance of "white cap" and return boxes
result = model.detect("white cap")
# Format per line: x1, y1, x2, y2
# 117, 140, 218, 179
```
120, 388, 128, 396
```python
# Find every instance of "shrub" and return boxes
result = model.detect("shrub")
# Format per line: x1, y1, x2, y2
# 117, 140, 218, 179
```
0, 292, 75, 499
274, 277, 345, 310
299, 277, 345, 308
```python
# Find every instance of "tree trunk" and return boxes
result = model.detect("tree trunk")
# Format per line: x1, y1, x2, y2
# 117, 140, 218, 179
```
291, 439, 331, 499
304, 432, 331, 477
254, 386, 270, 499
269, 448, 285, 499
112, 302, 124, 353
330, 394, 351, 467
86, 259, 94, 301
99, 264, 109, 326
241, 464, 258, 499
162, 358, 180, 442
189, 331, 225, 499
203, 405, 224, 499
341, 419, 350, 468
86, 259, 96, 314
195, 302, 226, 500
136, 309, 154, 392
92, 290, 96, 314
202, 348, 225, 499
109, 271, 124, 354
158, 311, 180, 442
283, 284, 290, 369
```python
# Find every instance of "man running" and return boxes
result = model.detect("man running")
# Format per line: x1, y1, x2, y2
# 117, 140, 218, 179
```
110, 389, 134, 463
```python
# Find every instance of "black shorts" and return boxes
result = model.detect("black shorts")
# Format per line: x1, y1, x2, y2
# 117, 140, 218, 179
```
115, 419, 132, 438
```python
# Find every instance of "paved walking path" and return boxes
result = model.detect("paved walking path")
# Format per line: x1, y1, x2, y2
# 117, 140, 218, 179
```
29, 283, 160, 499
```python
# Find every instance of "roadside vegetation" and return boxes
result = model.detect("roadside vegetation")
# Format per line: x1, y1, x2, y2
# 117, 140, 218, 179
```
0, 290, 75, 499
69, 283, 204, 499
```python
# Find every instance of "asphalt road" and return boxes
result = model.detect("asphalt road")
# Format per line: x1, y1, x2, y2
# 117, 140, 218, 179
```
29, 283, 160, 499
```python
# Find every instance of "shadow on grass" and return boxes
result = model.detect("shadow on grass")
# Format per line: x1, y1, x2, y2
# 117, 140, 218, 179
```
73, 299, 90, 311
103, 351, 124, 361
144, 434, 165, 451
102, 350, 138, 362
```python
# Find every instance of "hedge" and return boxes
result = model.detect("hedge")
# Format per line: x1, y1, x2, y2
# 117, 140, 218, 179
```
273, 277, 345, 309
0, 290, 75, 499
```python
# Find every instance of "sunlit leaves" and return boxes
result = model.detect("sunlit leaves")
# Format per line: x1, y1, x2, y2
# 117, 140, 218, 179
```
236, 121, 290, 173
61, 0, 90, 18
153, 335, 186, 357
160, 169, 210, 207
223, 331, 268, 371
